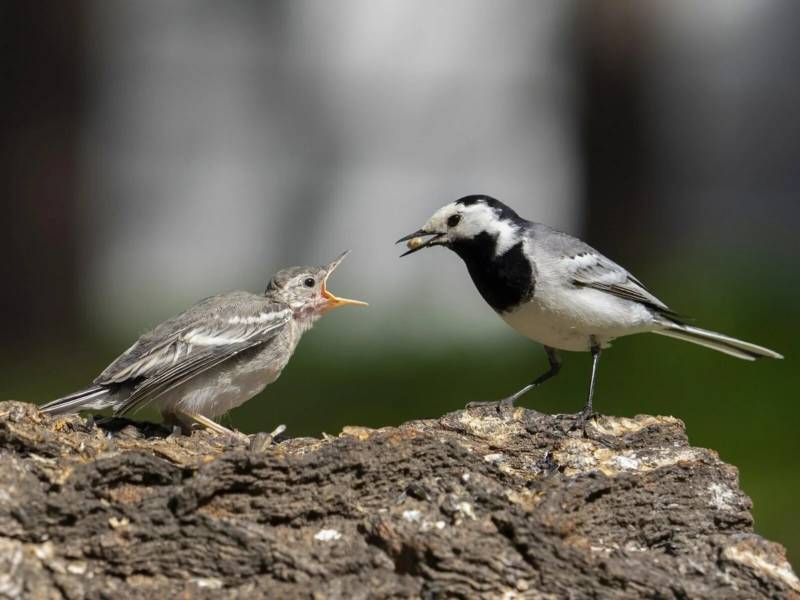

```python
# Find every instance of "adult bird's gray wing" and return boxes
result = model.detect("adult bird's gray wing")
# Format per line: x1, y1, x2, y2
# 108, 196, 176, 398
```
94, 293, 293, 415
565, 250, 682, 321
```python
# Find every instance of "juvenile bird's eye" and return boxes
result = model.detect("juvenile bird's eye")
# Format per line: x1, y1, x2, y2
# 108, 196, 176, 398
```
304, 277, 315, 287
447, 214, 461, 227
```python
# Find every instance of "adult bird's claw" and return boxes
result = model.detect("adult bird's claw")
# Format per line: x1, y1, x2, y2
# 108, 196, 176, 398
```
569, 406, 597, 436
465, 397, 515, 414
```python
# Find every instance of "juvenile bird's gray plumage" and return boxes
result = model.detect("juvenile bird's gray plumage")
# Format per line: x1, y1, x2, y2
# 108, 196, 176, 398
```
40, 252, 367, 435
398, 194, 783, 429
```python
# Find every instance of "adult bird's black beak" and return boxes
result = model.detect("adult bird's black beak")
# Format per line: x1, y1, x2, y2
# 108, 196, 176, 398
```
396, 229, 446, 257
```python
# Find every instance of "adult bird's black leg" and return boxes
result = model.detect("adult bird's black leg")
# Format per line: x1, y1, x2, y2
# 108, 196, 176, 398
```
570, 338, 601, 433
466, 346, 562, 411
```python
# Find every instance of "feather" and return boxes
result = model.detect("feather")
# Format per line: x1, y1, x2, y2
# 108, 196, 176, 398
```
568, 252, 682, 321
95, 302, 291, 386
113, 313, 290, 415
40, 386, 112, 414
654, 324, 783, 360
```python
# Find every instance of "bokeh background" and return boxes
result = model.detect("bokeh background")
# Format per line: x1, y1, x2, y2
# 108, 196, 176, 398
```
2, 0, 798, 564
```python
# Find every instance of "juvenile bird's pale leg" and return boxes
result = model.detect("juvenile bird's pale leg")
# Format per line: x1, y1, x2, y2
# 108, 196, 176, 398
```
172, 409, 237, 437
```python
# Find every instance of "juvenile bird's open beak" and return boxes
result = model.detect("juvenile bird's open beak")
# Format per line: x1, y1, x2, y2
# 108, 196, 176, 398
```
395, 229, 446, 257
321, 251, 369, 309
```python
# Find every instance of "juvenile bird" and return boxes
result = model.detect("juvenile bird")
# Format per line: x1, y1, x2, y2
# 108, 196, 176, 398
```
397, 195, 782, 428
40, 252, 367, 435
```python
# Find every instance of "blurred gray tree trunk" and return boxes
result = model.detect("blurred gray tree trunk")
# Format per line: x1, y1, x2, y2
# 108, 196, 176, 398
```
575, 1, 655, 269
0, 3, 87, 344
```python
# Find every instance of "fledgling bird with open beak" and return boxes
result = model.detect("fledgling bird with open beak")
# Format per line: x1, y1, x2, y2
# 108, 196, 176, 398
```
40, 251, 367, 436
398, 195, 782, 430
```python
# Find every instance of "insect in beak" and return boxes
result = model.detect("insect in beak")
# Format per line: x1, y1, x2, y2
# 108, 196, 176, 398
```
395, 230, 446, 257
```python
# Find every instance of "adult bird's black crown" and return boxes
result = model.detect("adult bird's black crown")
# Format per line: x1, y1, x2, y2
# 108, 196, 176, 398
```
455, 194, 523, 222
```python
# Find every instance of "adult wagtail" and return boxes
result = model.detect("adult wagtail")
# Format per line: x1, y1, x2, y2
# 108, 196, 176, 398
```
40, 251, 367, 435
397, 195, 782, 429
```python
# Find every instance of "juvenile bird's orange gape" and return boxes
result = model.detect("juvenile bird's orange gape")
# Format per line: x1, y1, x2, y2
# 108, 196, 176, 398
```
41, 251, 367, 436
398, 195, 782, 430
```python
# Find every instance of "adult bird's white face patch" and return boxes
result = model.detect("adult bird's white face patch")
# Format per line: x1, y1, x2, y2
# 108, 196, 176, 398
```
423, 201, 521, 256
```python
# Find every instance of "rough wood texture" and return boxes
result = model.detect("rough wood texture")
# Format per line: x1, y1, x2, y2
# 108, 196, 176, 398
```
0, 400, 797, 599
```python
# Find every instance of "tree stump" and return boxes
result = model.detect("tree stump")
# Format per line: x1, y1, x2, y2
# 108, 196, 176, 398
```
0, 400, 797, 599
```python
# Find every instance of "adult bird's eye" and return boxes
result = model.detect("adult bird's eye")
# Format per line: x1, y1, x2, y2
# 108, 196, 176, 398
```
304, 277, 315, 287
447, 214, 461, 227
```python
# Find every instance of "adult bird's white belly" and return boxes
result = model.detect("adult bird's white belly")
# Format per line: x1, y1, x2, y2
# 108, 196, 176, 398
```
500, 286, 656, 352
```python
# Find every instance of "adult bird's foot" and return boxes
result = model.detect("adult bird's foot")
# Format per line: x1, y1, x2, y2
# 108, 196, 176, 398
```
568, 406, 597, 436
465, 396, 516, 414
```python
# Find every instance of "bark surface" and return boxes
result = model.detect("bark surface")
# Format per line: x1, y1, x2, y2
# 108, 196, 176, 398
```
0, 400, 797, 599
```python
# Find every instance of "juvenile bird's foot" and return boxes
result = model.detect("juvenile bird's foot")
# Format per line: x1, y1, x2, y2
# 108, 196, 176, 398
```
249, 424, 287, 452
168, 410, 249, 444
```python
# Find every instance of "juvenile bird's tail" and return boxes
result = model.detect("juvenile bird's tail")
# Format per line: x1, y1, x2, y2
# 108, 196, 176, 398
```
653, 323, 783, 361
39, 386, 113, 415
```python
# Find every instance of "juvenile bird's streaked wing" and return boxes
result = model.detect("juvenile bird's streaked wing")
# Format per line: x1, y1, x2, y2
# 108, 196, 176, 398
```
94, 294, 292, 415
115, 310, 291, 415
95, 294, 233, 384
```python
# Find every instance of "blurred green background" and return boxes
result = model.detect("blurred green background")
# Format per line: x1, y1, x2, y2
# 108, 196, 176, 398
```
2, 0, 798, 568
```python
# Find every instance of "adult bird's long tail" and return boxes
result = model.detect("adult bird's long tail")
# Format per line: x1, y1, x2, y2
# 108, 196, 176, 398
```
653, 323, 783, 361
39, 386, 113, 415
